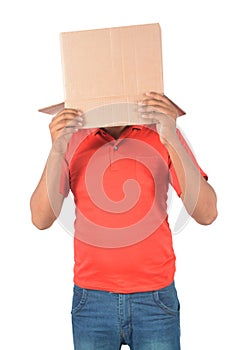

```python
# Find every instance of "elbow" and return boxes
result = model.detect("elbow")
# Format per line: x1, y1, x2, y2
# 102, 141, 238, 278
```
194, 205, 218, 226
194, 187, 218, 226
30, 197, 56, 230
30, 203, 56, 230
31, 221, 53, 231
31, 215, 54, 230
196, 209, 218, 226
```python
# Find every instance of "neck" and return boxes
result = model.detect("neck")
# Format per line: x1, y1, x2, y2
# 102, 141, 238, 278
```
102, 126, 128, 139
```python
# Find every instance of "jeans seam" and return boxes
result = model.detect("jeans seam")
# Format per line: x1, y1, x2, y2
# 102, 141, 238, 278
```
129, 295, 133, 348
117, 294, 124, 343
72, 288, 88, 314
152, 291, 179, 316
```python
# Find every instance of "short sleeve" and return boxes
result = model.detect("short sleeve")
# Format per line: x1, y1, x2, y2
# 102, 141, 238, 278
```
169, 128, 208, 197
58, 129, 93, 197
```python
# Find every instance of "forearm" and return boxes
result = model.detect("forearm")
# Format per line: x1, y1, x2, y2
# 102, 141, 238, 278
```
30, 108, 83, 229
30, 151, 65, 229
164, 133, 218, 225
139, 91, 217, 225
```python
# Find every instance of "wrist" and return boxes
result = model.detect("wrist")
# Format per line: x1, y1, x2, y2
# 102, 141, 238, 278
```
160, 129, 178, 147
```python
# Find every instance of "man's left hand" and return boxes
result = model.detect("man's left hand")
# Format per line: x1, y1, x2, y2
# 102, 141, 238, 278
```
138, 91, 179, 145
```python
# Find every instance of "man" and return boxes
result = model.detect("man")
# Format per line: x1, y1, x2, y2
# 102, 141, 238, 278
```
30, 91, 217, 350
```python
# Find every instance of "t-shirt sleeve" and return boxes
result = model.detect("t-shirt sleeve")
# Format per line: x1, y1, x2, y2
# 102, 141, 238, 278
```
169, 128, 208, 197
58, 129, 89, 197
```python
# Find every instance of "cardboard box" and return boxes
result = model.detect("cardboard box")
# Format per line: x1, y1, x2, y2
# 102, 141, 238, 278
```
39, 23, 185, 127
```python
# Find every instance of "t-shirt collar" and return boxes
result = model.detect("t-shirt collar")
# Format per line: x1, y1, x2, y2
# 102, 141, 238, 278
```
92, 125, 143, 136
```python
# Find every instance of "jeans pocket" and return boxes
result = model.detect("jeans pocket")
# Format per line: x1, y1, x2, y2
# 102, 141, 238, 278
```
71, 285, 88, 314
153, 282, 180, 316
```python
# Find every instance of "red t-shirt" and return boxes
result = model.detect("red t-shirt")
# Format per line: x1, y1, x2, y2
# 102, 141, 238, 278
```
60, 125, 207, 293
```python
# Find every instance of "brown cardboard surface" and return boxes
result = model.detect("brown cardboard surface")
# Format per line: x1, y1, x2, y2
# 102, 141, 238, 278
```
39, 102, 65, 115
39, 23, 185, 127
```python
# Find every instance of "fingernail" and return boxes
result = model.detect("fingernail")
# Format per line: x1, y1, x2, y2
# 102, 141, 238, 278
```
77, 122, 83, 126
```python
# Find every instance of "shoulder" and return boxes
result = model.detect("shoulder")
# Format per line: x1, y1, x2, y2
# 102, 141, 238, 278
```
64, 128, 98, 162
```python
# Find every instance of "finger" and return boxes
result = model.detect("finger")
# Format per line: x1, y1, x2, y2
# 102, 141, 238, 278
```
50, 114, 84, 130
64, 116, 84, 129
50, 118, 84, 135
140, 96, 178, 115
144, 91, 166, 101
51, 109, 83, 125
144, 91, 173, 105
144, 92, 185, 116
141, 109, 177, 122
140, 112, 167, 124
138, 104, 177, 117
60, 125, 83, 136
139, 99, 174, 115
55, 124, 84, 143
55, 108, 83, 118
51, 113, 83, 126
139, 98, 168, 108
142, 96, 174, 110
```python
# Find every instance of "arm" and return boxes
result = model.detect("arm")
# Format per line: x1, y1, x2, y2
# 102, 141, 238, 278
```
164, 133, 217, 225
30, 109, 84, 229
138, 92, 218, 225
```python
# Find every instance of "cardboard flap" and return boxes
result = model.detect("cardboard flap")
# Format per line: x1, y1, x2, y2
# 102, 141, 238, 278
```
38, 102, 65, 115
164, 96, 186, 117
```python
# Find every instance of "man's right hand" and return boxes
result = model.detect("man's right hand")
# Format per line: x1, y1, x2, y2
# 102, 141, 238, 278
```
30, 108, 84, 229
49, 108, 84, 141
49, 108, 84, 152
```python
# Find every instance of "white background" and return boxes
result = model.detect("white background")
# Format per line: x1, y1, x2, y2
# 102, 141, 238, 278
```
0, 0, 247, 349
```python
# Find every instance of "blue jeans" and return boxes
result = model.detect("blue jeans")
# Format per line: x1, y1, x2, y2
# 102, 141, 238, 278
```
71, 281, 180, 350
